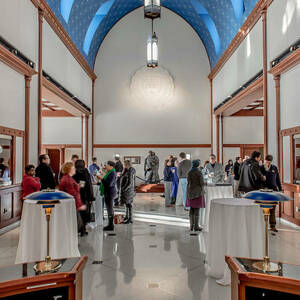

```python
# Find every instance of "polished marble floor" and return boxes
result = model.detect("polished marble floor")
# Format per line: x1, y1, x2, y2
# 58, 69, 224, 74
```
0, 193, 299, 300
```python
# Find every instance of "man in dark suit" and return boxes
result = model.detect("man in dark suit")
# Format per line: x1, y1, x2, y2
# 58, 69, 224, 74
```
35, 154, 56, 190
261, 154, 282, 232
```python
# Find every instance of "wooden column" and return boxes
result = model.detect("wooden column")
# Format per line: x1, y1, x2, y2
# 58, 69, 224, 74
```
38, 9, 44, 156
85, 115, 89, 165
210, 79, 213, 154
92, 80, 95, 157
262, 8, 268, 155
274, 75, 281, 164
81, 115, 84, 159
24, 76, 31, 166
216, 115, 220, 161
221, 117, 223, 163
274, 75, 282, 216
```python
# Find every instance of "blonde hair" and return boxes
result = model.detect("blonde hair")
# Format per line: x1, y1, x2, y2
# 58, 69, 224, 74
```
61, 162, 74, 175
124, 160, 132, 169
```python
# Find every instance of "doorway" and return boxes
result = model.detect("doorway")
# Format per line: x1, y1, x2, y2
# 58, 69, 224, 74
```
47, 149, 60, 184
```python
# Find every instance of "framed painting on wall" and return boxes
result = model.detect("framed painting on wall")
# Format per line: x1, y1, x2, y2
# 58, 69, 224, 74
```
124, 156, 141, 165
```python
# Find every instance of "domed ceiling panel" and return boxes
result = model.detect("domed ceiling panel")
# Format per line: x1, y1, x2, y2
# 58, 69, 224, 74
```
46, 0, 259, 69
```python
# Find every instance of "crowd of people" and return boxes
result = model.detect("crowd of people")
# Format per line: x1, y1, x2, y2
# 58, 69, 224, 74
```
19, 149, 282, 235
21, 154, 136, 234
162, 151, 282, 232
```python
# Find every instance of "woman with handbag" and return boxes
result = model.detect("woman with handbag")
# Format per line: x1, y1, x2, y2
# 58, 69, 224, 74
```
73, 159, 94, 235
186, 160, 205, 231
120, 160, 136, 224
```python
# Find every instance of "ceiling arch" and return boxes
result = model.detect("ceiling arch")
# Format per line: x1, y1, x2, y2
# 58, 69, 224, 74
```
46, 0, 259, 69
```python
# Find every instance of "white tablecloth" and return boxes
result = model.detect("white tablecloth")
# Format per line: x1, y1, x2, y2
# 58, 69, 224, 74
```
89, 185, 103, 228
206, 198, 264, 285
203, 185, 233, 231
15, 198, 80, 264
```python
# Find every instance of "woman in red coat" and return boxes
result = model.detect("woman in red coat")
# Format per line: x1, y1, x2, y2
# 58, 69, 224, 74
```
59, 162, 86, 235
21, 165, 41, 200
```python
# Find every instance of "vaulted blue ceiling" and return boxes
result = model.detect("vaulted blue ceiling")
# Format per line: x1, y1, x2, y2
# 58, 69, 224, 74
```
46, 0, 259, 69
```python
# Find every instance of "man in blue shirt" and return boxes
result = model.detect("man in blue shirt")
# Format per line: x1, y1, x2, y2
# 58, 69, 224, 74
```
88, 157, 100, 182
261, 154, 282, 233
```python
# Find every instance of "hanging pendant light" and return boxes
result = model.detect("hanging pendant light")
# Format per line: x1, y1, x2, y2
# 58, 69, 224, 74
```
144, 0, 161, 19
147, 31, 158, 68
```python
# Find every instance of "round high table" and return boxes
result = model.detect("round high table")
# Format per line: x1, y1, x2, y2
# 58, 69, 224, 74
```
89, 185, 103, 228
206, 198, 264, 286
202, 184, 233, 232
15, 198, 80, 264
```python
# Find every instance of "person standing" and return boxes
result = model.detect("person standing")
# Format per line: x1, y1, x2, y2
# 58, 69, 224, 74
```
114, 156, 124, 173
238, 151, 266, 193
119, 160, 136, 224
21, 165, 41, 200
261, 155, 282, 232
171, 159, 179, 205
98, 161, 117, 231
233, 157, 242, 197
114, 156, 124, 206
0, 158, 6, 178
35, 154, 56, 190
186, 160, 205, 231
178, 152, 192, 210
164, 160, 174, 207
88, 157, 100, 182
59, 162, 87, 234
204, 154, 225, 184
73, 160, 94, 235
225, 160, 233, 177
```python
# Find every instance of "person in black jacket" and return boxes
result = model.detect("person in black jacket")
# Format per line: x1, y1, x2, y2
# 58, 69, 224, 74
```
35, 154, 56, 190
164, 159, 174, 207
120, 160, 136, 224
73, 160, 94, 235
233, 157, 242, 197
98, 161, 117, 231
261, 155, 282, 232
238, 151, 266, 193
114, 156, 124, 206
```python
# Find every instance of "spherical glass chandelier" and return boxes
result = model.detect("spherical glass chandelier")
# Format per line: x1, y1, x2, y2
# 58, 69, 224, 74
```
130, 66, 174, 110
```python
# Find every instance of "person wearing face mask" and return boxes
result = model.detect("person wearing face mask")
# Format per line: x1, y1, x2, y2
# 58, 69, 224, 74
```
261, 155, 282, 232
204, 154, 225, 184
238, 151, 266, 193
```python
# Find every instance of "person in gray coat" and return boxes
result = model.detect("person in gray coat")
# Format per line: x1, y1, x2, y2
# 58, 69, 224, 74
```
204, 154, 225, 184
186, 160, 205, 231
120, 160, 136, 224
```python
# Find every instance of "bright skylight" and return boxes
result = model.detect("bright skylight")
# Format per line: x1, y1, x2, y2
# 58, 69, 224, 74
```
60, 0, 75, 23
83, 0, 115, 55
230, 0, 245, 20
190, 0, 221, 54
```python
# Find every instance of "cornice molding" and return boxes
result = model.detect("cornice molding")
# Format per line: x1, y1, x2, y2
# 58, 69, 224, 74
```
269, 47, 300, 77
214, 76, 263, 116
208, 0, 273, 80
280, 126, 300, 137
0, 126, 25, 138
94, 144, 211, 148
31, 0, 97, 81
0, 44, 37, 77
42, 76, 91, 116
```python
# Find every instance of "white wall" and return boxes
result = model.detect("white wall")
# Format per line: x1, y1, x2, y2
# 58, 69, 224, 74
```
0, 0, 39, 164
42, 117, 82, 145
0, 63, 25, 131
94, 7, 210, 144
280, 63, 300, 130
223, 117, 264, 144
213, 20, 263, 107
94, 147, 211, 182
223, 148, 240, 165
43, 22, 92, 108
65, 148, 82, 161
268, 0, 300, 62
